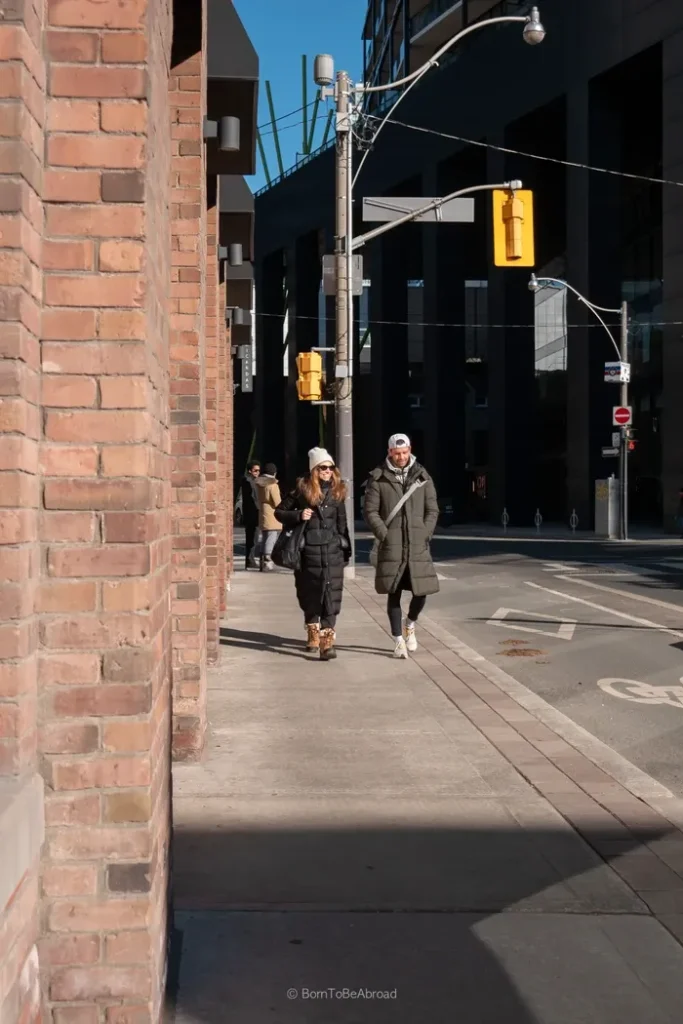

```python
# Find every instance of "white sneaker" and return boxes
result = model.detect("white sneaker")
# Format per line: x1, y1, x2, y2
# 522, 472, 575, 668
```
393, 636, 408, 659
403, 619, 418, 652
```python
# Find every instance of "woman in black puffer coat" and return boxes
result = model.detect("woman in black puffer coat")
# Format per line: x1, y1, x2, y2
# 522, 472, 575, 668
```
275, 447, 350, 661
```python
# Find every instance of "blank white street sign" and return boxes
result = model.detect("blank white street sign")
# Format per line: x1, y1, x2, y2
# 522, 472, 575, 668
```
362, 196, 475, 224
486, 607, 577, 640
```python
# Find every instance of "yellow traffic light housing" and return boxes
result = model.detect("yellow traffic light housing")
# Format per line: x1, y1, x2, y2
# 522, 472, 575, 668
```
296, 350, 323, 401
492, 188, 535, 267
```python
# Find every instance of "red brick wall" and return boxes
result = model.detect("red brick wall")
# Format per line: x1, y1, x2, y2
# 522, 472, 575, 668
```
205, 199, 220, 661
38, 0, 174, 1019
218, 278, 228, 611
0, 0, 44, 1019
168, 5, 208, 757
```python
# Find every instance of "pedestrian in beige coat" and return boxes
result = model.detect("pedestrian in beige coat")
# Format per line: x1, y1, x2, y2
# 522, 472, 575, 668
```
254, 462, 282, 572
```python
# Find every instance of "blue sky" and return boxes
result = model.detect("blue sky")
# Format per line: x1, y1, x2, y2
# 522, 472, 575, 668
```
234, 0, 367, 192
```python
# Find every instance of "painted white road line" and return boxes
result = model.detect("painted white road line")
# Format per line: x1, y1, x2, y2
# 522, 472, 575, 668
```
486, 606, 577, 640
525, 580, 683, 641
556, 573, 683, 617
598, 677, 683, 710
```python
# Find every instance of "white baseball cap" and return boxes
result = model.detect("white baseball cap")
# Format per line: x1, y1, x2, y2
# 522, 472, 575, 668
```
388, 433, 410, 450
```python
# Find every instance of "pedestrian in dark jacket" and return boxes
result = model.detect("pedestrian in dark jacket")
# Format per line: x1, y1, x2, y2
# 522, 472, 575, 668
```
364, 433, 439, 658
275, 447, 350, 661
240, 460, 261, 570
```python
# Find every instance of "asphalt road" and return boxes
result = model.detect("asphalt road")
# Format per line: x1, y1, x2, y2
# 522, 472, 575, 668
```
353, 531, 683, 795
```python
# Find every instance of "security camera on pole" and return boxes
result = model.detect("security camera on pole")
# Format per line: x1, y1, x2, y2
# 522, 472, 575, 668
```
314, 8, 546, 575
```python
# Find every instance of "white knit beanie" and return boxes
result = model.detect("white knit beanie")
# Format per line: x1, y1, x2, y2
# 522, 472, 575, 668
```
308, 447, 335, 472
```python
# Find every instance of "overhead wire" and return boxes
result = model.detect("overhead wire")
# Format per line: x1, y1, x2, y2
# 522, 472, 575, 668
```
257, 311, 682, 330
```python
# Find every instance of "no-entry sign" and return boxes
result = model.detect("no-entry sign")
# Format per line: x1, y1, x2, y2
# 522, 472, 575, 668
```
613, 406, 632, 426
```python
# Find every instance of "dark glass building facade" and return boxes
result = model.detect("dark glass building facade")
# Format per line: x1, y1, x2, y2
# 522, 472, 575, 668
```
251, 0, 683, 529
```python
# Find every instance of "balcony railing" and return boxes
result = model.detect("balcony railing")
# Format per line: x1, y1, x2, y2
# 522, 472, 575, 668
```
409, 0, 529, 40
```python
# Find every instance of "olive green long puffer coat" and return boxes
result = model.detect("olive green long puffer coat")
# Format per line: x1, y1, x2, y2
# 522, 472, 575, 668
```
363, 461, 440, 597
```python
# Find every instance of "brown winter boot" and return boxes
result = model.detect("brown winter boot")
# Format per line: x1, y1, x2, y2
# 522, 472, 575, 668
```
319, 628, 337, 661
306, 623, 320, 651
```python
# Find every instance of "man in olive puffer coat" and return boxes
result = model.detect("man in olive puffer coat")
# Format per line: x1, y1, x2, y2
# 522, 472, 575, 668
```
363, 434, 439, 658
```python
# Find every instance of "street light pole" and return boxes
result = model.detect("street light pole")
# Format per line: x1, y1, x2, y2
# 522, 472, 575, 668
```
529, 275, 629, 541
619, 300, 629, 541
333, 69, 356, 575
315, 6, 545, 573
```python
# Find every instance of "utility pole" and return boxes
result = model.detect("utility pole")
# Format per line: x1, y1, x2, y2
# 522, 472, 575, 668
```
334, 70, 355, 576
619, 300, 629, 541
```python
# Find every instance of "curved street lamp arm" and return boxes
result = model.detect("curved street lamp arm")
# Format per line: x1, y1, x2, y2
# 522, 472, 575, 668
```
534, 276, 621, 359
359, 15, 528, 94
352, 181, 517, 251
352, 15, 527, 190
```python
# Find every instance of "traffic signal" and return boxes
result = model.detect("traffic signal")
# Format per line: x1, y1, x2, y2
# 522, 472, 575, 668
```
295, 351, 323, 401
492, 188, 535, 267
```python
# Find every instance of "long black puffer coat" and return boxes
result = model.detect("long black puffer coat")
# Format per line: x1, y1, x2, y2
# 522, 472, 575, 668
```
275, 483, 350, 620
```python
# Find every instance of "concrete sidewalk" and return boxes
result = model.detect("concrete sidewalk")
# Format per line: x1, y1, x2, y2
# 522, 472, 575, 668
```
170, 568, 683, 1023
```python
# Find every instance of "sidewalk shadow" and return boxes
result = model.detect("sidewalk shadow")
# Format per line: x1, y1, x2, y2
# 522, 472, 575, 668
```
219, 627, 394, 659
167, 819, 682, 1023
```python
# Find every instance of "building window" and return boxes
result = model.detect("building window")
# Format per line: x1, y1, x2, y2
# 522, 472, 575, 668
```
465, 280, 488, 362
359, 279, 372, 375
407, 279, 424, 366
533, 283, 567, 374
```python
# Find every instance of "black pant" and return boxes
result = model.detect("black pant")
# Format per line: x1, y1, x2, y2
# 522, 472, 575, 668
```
387, 570, 426, 637
244, 521, 258, 561
306, 610, 336, 630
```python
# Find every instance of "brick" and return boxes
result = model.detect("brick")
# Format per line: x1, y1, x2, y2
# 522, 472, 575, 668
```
0, 659, 35, 699
43, 342, 146, 375
48, 0, 146, 29
102, 790, 150, 823
42, 864, 99, 898
0, 436, 38, 473
45, 411, 148, 443
47, 99, 99, 132
106, 863, 150, 893
98, 310, 146, 339
40, 722, 99, 754
39, 652, 100, 686
46, 29, 99, 62
105, 930, 150, 966
101, 445, 149, 477
49, 135, 145, 169
0, 180, 21, 213
46, 792, 100, 826
45, 274, 144, 308
46, 203, 144, 238
41, 614, 149, 650
42, 309, 96, 341
43, 239, 95, 271
48, 545, 150, 577
44, 169, 101, 202
102, 647, 153, 683
103, 579, 150, 611
0, 509, 37, 545
42, 376, 98, 408
99, 240, 143, 272
50, 65, 146, 99
53, 1010, 101, 1024
52, 685, 151, 719
101, 99, 147, 133
49, 825, 150, 860
102, 720, 150, 752
41, 933, 100, 967
40, 444, 98, 476
44, 478, 150, 510
101, 170, 145, 201
103, 512, 151, 542
49, 896, 149, 933
102, 31, 147, 63
51, 965, 150, 1002
38, 580, 97, 612
41, 512, 96, 543
105, 1009, 150, 1024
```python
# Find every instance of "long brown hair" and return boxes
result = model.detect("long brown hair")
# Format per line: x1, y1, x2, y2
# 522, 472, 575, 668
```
298, 465, 347, 506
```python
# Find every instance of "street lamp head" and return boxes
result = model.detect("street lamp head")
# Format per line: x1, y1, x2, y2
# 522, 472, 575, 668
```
528, 274, 541, 293
523, 6, 546, 45
314, 54, 335, 86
